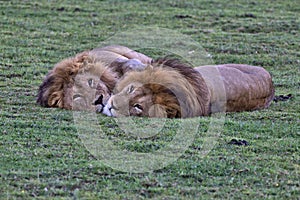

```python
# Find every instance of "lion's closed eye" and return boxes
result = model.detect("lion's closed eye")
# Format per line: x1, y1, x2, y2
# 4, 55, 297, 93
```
133, 103, 143, 111
88, 78, 94, 88
127, 85, 135, 94
73, 94, 82, 100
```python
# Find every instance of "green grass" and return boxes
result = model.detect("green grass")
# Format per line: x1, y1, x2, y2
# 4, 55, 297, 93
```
0, 0, 299, 199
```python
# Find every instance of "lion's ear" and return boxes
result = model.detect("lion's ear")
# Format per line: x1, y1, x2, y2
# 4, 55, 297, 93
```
48, 91, 64, 108
166, 108, 181, 118
148, 104, 167, 118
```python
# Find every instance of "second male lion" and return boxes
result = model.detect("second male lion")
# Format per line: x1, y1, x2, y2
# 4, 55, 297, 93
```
102, 58, 274, 118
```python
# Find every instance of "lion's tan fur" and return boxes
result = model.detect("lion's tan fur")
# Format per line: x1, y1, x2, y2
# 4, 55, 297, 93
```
196, 64, 274, 112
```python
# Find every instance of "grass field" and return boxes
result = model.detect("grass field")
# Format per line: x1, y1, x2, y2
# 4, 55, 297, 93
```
0, 0, 299, 199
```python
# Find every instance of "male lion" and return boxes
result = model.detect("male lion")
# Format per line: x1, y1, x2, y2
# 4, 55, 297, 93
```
37, 45, 152, 112
102, 58, 275, 118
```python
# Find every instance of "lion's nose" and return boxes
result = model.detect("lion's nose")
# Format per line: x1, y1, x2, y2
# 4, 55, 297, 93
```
102, 101, 113, 116
93, 94, 103, 106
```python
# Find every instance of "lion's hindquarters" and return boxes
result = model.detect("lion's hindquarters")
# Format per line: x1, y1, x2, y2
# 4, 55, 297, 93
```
197, 64, 274, 113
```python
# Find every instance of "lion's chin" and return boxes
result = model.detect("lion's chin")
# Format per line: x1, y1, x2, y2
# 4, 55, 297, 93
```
102, 105, 113, 117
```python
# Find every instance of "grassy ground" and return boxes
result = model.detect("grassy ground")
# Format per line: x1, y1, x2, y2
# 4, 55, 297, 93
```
0, 0, 299, 199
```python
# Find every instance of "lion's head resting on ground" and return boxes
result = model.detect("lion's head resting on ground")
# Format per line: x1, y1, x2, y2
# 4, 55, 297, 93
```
37, 53, 118, 112
102, 58, 211, 118
37, 45, 151, 112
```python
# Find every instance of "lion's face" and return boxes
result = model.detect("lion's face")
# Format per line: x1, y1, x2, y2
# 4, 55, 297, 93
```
102, 82, 154, 117
37, 53, 119, 112
102, 81, 182, 118
70, 59, 147, 113
70, 72, 111, 112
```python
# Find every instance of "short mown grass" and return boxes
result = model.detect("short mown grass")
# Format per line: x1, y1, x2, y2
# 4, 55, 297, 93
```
0, 0, 299, 199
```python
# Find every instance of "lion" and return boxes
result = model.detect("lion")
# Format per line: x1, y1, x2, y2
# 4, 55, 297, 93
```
37, 45, 152, 112
102, 58, 275, 118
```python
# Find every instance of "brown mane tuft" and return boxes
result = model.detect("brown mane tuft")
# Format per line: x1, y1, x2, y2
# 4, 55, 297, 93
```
152, 57, 211, 117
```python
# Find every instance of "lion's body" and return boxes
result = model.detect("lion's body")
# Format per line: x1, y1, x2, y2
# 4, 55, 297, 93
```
196, 64, 274, 113
103, 59, 274, 118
